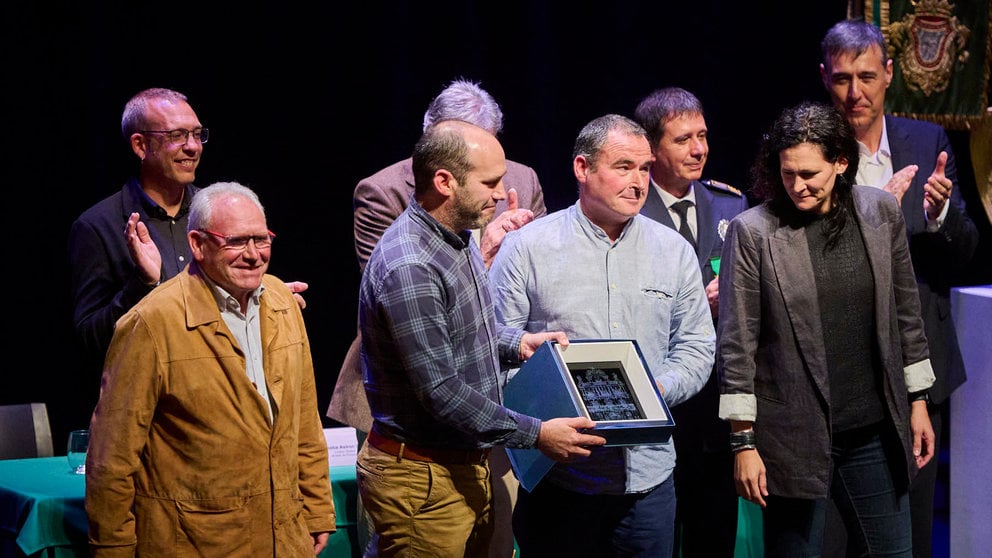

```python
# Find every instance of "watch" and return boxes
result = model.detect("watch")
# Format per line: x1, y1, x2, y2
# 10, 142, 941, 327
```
909, 390, 931, 404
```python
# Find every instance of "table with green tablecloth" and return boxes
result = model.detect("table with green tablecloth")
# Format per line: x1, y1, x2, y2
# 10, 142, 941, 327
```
0, 456, 359, 557
0, 455, 764, 557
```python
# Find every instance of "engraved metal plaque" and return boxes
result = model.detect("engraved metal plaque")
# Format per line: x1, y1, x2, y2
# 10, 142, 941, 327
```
503, 339, 675, 491
570, 363, 644, 421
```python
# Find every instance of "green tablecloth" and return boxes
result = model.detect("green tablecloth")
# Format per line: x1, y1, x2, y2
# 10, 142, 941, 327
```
735, 499, 764, 558
1, 456, 761, 558
324, 466, 360, 558
0, 457, 358, 557
0, 457, 89, 556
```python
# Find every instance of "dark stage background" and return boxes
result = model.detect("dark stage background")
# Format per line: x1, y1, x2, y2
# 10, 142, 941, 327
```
7, 2, 990, 451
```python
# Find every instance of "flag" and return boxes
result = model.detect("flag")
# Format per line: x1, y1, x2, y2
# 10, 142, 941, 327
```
860, 0, 989, 130
855, 0, 992, 224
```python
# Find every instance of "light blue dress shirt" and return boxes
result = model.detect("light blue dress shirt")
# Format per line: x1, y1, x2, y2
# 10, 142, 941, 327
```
490, 202, 715, 494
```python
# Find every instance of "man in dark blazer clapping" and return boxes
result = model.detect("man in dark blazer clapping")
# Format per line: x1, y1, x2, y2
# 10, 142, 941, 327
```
820, 19, 979, 558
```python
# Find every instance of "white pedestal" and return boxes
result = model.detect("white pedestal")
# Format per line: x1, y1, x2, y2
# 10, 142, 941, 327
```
950, 285, 992, 558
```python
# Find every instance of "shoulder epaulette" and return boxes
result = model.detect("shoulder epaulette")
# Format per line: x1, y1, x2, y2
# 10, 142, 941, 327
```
702, 179, 743, 197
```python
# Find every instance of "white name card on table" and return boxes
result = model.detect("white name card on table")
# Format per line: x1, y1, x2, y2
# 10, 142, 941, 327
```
323, 427, 358, 467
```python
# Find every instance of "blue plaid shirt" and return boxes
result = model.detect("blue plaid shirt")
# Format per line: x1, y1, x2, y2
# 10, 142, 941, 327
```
359, 198, 538, 450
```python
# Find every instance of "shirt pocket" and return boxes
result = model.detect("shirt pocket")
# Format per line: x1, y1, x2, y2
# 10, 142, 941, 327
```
639, 286, 676, 329
640, 287, 674, 302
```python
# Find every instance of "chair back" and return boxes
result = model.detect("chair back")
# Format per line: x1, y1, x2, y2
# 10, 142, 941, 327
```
0, 403, 54, 459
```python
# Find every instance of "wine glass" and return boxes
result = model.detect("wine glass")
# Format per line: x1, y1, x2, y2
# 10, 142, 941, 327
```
67, 429, 89, 475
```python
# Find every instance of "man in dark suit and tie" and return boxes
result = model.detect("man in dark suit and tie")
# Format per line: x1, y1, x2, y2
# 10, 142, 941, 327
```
633, 87, 749, 558
819, 20, 979, 558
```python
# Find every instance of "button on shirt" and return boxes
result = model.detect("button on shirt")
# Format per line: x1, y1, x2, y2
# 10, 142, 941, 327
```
359, 198, 539, 451
134, 178, 194, 278
490, 202, 715, 494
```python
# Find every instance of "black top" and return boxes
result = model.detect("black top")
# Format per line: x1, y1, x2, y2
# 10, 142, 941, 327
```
806, 214, 886, 432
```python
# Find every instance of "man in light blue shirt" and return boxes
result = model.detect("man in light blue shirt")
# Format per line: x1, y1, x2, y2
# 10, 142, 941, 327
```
490, 114, 715, 557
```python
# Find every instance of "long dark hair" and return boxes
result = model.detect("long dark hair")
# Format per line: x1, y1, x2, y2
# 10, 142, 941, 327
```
750, 102, 859, 247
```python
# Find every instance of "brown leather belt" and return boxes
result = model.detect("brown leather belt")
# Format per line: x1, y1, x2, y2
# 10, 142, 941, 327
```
368, 429, 490, 464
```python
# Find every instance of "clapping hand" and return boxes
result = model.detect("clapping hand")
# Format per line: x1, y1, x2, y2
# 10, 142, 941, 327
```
480, 188, 534, 268
125, 212, 163, 286
883, 164, 918, 206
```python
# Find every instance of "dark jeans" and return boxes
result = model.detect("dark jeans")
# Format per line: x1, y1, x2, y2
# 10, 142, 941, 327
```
513, 475, 675, 558
765, 425, 912, 557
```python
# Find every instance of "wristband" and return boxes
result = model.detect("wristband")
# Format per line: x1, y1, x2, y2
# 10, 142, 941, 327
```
729, 429, 756, 452
909, 390, 930, 404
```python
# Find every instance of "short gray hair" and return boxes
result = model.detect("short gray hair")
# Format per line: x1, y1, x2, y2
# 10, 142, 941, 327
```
188, 181, 265, 233
422, 78, 504, 134
821, 19, 887, 71
573, 114, 648, 165
120, 88, 189, 138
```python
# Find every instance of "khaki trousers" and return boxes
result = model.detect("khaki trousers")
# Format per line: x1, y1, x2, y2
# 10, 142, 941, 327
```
357, 442, 494, 557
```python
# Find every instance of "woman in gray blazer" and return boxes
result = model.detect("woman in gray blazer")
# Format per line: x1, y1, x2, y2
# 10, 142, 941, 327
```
717, 102, 936, 557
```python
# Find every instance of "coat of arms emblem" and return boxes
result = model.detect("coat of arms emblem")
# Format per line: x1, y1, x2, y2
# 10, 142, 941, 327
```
886, 0, 971, 97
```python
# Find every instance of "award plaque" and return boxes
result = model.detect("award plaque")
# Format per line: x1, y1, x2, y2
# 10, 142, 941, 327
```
570, 364, 643, 421
503, 339, 675, 491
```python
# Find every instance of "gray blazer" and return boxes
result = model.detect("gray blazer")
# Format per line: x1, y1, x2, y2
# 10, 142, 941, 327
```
717, 186, 935, 499
328, 157, 546, 431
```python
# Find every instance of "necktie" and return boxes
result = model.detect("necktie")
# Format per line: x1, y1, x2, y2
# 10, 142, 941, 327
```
670, 200, 696, 249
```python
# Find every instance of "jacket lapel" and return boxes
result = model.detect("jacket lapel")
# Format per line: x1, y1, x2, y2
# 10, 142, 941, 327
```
181, 267, 273, 431
261, 280, 294, 422
694, 184, 715, 269
641, 185, 676, 228
885, 115, 913, 173
852, 190, 896, 375
769, 224, 830, 396
883, 116, 924, 230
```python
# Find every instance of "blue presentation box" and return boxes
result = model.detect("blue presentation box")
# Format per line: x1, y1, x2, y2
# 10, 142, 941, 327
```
503, 339, 675, 491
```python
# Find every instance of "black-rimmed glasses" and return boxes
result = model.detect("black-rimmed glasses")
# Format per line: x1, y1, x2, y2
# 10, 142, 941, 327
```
198, 229, 275, 250
140, 127, 209, 144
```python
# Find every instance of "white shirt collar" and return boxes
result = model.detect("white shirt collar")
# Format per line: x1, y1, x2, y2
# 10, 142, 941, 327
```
857, 118, 891, 160
856, 119, 893, 189
651, 178, 696, 207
